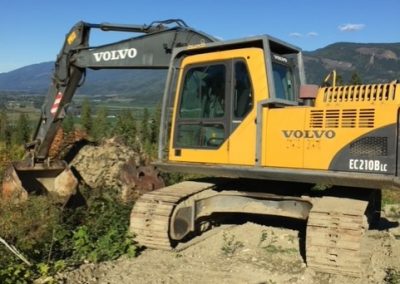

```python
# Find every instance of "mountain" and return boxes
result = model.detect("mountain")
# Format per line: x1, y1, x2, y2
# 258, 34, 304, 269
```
0, 62, 54, 93
304, 42, 400, 84
0, 62, 167, 96
0, 42, 399, 100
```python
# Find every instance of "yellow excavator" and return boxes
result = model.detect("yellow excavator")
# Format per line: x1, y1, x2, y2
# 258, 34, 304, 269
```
3, 19, 399, 276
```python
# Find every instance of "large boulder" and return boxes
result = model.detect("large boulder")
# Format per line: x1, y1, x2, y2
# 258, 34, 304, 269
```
71, 138, 164, 202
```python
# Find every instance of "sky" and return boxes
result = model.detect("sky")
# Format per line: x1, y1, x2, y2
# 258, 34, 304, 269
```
0, 0, 399, 73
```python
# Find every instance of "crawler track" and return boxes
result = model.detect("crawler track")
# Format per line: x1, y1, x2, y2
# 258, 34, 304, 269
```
306, 196, 369, 276
131, 180, 376, 276
130, 181, 215, 250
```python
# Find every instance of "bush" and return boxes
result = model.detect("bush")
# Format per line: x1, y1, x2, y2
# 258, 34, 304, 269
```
0, 143, 25, 184
0, 189, 138, 283
69, 192, 137, 263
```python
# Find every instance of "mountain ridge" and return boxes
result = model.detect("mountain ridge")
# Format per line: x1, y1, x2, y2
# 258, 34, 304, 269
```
1, 42, 399, 101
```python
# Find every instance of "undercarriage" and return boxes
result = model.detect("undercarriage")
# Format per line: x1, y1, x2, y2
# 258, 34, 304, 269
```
130, 178, 381, 276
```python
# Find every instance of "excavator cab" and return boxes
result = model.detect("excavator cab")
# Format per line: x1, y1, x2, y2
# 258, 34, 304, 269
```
165, 36, 305, 166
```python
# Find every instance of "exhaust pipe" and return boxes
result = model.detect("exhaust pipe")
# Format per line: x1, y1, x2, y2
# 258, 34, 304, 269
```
2, 160, 78, 203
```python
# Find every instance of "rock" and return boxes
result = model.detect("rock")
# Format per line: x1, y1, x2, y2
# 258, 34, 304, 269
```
1, 165, 28, 203
51, 167, 79, 203
71, 138, 164, 202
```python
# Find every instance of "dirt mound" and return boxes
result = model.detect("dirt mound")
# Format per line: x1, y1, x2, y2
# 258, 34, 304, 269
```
70, 138, 164, 202
57, 208, 400, 284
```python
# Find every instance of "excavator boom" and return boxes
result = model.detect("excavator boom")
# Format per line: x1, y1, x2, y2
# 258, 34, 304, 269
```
2, 19, 217, 201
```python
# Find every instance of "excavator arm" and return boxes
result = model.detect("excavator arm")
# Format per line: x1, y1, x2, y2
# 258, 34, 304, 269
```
3, 19, 217, 200
32, 19, 217, 161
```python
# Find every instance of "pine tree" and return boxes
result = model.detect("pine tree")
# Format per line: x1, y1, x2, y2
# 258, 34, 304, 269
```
0, 110, 11, 145
80, 98, 92, 134
93, 106, 109, 141
350, 71, 362, 85
63, 113, 75, 134
113, 110, 137, 146
12, 113, 31, 145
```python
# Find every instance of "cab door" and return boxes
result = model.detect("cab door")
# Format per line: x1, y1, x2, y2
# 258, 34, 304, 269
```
169, 58, 230, 164
168, 48, 266, 166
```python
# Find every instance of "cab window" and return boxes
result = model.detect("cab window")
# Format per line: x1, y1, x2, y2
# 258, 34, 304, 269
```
179, 65, 225, 119
175, 63, 226, 148
272, 62, 296, 101
234, 61, 253, 118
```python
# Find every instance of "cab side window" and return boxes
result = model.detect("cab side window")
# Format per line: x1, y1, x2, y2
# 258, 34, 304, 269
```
234, 61, 253, 119
272, 62, 296, 101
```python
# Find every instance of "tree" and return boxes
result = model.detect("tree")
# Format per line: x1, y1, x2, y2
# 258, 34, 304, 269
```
80, 98, 92, 134
63, 113, 75, 134
150, 103, 161, 145
92, 106, 110, 141
113, 110, 137, 147
12, 113, 31, 145
0, 110, 11, 145
350, 71, 362, 85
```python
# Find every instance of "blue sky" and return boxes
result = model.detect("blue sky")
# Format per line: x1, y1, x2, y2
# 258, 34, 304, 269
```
0, 0, 399, 73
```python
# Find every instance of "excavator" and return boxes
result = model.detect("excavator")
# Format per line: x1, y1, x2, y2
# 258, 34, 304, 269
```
2, 18, 400, 276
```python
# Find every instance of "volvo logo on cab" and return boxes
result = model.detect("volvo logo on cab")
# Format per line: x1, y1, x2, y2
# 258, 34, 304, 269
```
93, 48, 137, 62
282, 130, 336, 139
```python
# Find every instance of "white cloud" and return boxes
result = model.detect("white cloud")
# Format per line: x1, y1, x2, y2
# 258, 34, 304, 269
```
338, 23, 365, 32
289, 32, 303, 38
307, 32, 319, 37
289, 32, 319, 38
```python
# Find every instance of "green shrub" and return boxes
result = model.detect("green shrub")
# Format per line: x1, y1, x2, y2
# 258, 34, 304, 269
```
0, 196, 61, 259
221, 232, 244, 256
70, 192, 137, 263
0, 189, 138, 283
258, 230, 297, 254
0, 255, 34, 284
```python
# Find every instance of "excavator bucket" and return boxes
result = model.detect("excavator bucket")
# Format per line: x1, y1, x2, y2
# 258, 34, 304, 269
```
2, 160, 78, 203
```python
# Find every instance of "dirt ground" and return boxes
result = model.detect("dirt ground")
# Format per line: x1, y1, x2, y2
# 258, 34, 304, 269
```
56, 205, 400, 284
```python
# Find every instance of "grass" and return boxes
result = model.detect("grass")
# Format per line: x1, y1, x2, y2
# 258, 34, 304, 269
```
259, 230, 298, 254
385, 268, 400, 284
383, 189, 400, 205
221, 232, 244, 256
